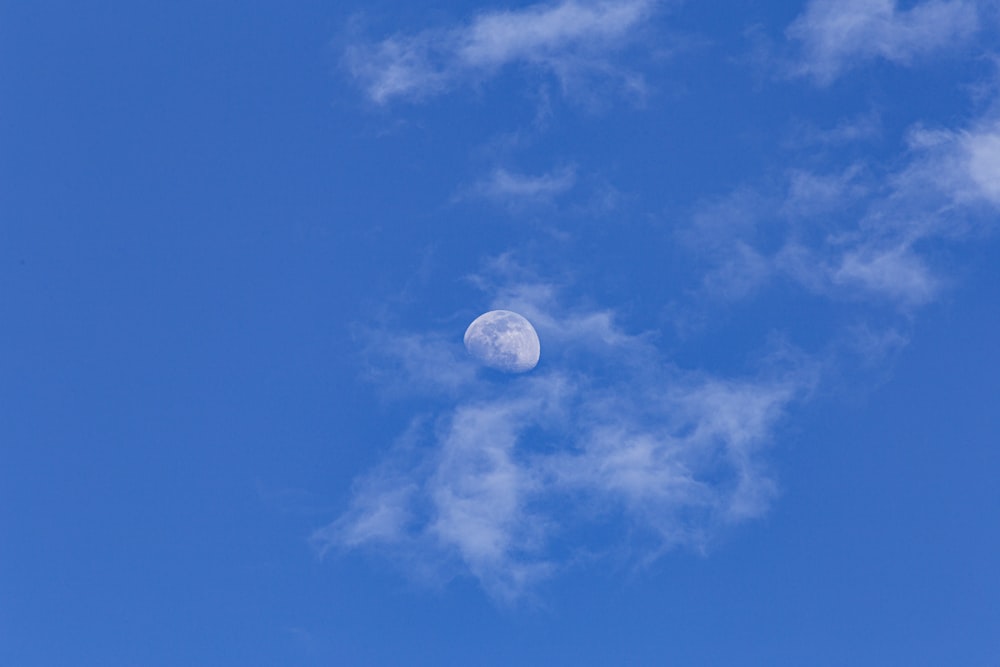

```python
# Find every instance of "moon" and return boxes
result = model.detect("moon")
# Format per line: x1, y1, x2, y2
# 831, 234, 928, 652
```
463, 310, 540, 373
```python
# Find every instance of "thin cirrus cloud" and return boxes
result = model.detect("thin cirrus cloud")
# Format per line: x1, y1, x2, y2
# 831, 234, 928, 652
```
785, 0, 979, 84
903, 117, 1000, 209
314, 264, 814, 602
685, 172, 940, 308
831, 245, 939, 305
965, 130, 1000, 204
784, 110, 884, 148
465, 166, 577, 205
344, 0, 656, 104
683, 99, 1000, 310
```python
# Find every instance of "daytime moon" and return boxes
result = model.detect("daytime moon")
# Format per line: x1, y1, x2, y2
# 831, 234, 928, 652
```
464, 310, 540, 373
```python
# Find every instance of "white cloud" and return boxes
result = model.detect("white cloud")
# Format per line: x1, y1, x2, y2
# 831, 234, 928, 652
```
315, 272, 812, 602
833, 243, 938, 305
781, 165, 869, 218
488, 279, 638, 349
686, 178, 941, 306
467, 166, 577, 204
892, 114, 1000, 218
344, 0, 655, 104
785, 110, 884, 148
786, 0, 978, 84
700, 242, 772, 300
457, 0, 652, 67
357, 328, 479, 398
683, 97, 1000, 310
965, 129, 1000, 204
842, 323, 910, 368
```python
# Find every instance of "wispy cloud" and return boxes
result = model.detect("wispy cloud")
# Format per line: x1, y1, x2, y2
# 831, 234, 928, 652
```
832, 244, 939, 305
464, 166, 577, 206
315, 263, 813, 602
966, 127, 1000, 204
785, 0, 979, 84
357, 328, 479, 398
901, 117, 1000, 209
784, 110, 884, 148
344, 0, 656, 104
683, 97, 1000, 310
686, 183, 941, 308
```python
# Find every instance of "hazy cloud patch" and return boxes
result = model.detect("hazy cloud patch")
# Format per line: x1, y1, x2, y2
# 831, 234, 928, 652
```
462, 166, 578, 207
784, 110, 884, 149
684, 99, 1000, 309
786, 0, 979, 84
832, 243, 939, 305
965, 129, 1000, 202
344, 0, 656, 104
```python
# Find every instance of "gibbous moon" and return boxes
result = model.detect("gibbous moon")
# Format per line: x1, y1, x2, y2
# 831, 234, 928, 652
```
464, 310, 540, 373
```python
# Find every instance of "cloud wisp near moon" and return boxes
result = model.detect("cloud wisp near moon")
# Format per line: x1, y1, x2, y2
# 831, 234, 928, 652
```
315, 275, 814, 602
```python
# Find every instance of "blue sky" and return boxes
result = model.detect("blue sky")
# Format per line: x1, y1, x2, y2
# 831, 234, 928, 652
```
2, 0, 1000, 664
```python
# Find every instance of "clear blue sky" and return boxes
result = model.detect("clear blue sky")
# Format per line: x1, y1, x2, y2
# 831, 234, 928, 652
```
2, 1, 999, 665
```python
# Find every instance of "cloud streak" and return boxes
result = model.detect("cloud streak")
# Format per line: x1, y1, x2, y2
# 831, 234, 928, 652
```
786, 0, 978, 84
344, 0, 656, 104
683, 97, 1000, 311
465, 166, 577, 206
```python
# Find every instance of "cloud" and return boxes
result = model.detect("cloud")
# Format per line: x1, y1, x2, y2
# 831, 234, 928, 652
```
685, 181, 942, 307
786, 0, 979, 84
841, 324, 910, 368
965, 129, 1000, 204
315, 267, 813, 602
682, 96, 1000, 310
344, 0, 655, 104
465, 166, 577, 205
784, 110, 884, 148
357, 328, 479, 398
781, 165, 870, 218
901, 117, 1000, 210
832, 243, 939, 305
